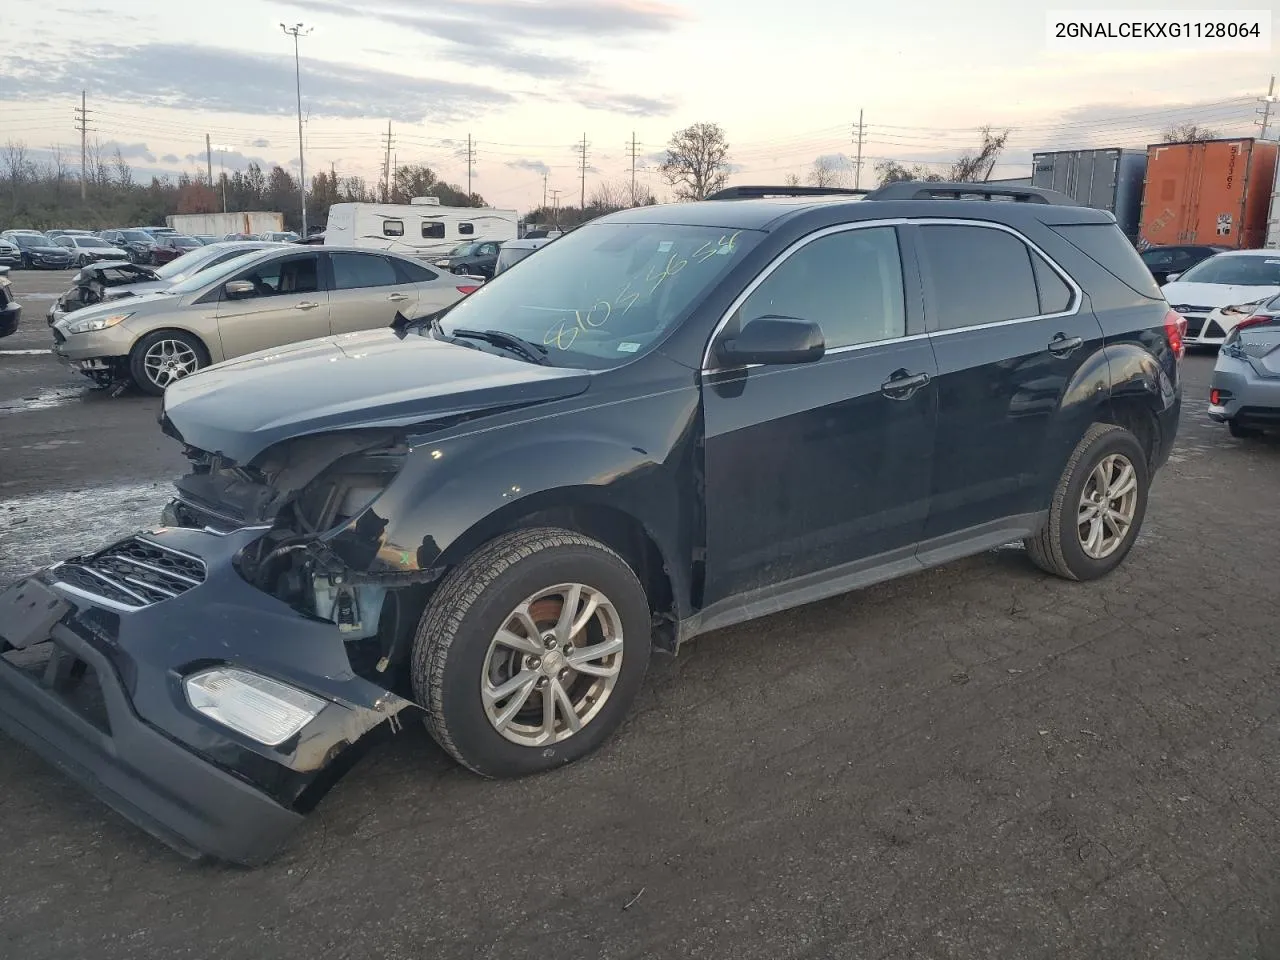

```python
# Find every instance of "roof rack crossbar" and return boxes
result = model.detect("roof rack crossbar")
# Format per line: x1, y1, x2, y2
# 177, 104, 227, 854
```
706, 185, 871, 201
861, 181, 1077, 205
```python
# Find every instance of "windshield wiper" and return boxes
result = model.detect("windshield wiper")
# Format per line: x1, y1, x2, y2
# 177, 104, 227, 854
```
447, 327, 551, 365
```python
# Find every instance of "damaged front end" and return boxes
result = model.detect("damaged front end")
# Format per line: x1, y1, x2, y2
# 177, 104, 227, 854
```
0, 430, 434, 866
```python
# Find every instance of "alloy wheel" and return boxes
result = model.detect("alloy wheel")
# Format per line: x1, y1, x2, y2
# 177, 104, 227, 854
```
1077, 453, 1139, 560
142, 339, 199, 389
481, 582, 624, 747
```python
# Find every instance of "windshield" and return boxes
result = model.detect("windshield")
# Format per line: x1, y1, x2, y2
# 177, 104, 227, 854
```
436, 221, 760, 369
154, 247, 217, 279
75, 237, 111, 248
448, 242, 478, 257
496, 246, 535, 272
121, 230, 152, 243
1178, 255, 1280, 286
167, 250, 268, 294
14, 234, 51, 248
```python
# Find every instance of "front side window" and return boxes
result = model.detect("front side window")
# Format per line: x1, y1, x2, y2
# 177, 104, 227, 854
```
382, 219, 404, 237
919, 224, 1040, 330
437, 222, 761, 369
233, 255, 320, 298
458, 222, 475, 236
422, 222, 446, 239
736, 227, 906, 350
331, 252, 398, 290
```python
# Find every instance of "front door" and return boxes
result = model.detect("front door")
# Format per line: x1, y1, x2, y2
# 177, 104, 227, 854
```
911, 221, 1107, 543
215, 252, 330, 358
701, 224, 938, 605
327, 251, 420, 335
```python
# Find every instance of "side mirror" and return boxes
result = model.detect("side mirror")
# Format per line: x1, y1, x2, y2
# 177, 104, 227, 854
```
1165, 272, 1181, 283
718, 315, 825, 366
224, 279, 255, 299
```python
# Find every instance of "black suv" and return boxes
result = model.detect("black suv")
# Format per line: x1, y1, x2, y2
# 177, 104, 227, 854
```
0, 183, 1184, 865
1140, 243, 1228, 286
433, 239, 504, 278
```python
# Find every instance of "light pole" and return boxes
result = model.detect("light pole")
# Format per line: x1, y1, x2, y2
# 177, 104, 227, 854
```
212, 143, 231, 213
280, 22, 311, 235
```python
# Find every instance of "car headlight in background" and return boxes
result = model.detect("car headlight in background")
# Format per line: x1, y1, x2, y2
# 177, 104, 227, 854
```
63, 312, 133, 334
184, 667, 328, 746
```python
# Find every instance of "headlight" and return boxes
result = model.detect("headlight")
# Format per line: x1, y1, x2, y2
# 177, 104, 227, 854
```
184, 667, 327, 745
63, 311, 133, 334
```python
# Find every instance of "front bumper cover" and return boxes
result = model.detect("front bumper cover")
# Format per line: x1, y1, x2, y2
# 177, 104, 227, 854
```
0, 525, 415, 866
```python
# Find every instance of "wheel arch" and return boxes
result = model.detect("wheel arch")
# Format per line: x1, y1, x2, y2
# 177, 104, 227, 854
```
127, 324, 214, 365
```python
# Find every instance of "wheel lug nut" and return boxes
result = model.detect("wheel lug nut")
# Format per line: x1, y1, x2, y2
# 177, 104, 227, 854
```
528, 657, 541, 670
536, 677, 548, 688
545, 637, 558, 649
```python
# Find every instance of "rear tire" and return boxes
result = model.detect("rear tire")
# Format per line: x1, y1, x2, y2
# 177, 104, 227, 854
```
1228, 421, 1263, 440
412, 527, 651, 778
1024, 423, 1149, 581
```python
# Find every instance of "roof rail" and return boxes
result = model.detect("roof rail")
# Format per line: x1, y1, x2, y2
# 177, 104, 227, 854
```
705, 185, 870, 201
862, 181, 1077, 205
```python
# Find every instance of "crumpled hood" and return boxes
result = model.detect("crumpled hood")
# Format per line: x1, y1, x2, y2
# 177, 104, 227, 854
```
52, 291, 176, 330
1163, 281, 1280, 311
161, 326, 592, 463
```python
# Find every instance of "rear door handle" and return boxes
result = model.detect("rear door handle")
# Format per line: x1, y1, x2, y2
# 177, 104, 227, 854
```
1047, 333, 1083, 357
386, 293, 410, 302
880, 369, 931, 400
294, 301, 320, 310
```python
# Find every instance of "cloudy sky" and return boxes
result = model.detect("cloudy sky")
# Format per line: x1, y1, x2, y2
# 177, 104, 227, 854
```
0, 0, 1274, 212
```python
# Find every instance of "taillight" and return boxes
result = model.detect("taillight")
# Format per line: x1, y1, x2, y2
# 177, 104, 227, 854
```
456, 285, 479, 295
1164, 309, 1186, 359
1210, 388, 1221, 405
1235, 315, 1272, 333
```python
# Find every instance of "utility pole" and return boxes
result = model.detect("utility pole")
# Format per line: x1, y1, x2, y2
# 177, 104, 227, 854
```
211, 144, 230, 212
1257, 76, 1276, 139
74, 91, 92, 201
550, 188, 563, 228
392, 151, 397, 201
281, 23, 312, 235
852, 109, 865, 189
542, 172, 548, 210
627, 131, 639, 202
465, 134, 476, 201
205, 133, 213, 188
577, 133, 590, 212
381, 120, 394, 202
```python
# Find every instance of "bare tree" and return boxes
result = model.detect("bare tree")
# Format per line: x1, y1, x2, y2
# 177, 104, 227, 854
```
86, 138, 109, 187
588, 179, 633, 213
3, 140, 31, 184
624, 178, 657, 207
1162, 123, 1218, 143
783, 172, 801, 187
948, 126, 1010, 182
874, 159, 944, 185
112, 147, 134, 189
808, 156, 848, 188
660, 122, 731, 201
47, 145, 69, 201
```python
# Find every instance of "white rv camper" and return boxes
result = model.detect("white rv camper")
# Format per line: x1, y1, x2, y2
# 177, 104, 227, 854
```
324, 197, 518, 258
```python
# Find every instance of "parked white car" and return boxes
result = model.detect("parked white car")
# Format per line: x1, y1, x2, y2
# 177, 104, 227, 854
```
1162, 250, 1280, 346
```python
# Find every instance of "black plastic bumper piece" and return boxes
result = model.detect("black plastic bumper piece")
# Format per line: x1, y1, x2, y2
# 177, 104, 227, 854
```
0, 619, 303, 867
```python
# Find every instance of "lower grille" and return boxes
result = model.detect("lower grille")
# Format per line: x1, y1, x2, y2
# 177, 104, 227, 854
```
51, 537, 207, 610
3, 640, 111, 733
1184, 317, 1206, 338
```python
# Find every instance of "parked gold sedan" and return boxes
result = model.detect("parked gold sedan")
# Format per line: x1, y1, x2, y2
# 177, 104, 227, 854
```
50, 245, 481, 394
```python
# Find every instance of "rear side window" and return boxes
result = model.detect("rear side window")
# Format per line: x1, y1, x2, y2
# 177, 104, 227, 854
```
421, 222, 445, 238
1050, 223, 1162, 298
331, 252, 398, 290
918, 225, 1039, 330
1031, 254, 1073, 314
458, 222, 474, 236
391, 257, 438, 284
383, 220, 404, 237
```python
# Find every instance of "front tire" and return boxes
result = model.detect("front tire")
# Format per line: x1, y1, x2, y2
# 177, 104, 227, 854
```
412, 527, 652, 778
1024, 423, 1149, 581
128, 330, 208, 395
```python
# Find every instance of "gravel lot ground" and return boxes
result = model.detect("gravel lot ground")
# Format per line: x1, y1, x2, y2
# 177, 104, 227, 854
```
2, 268, 1279, 960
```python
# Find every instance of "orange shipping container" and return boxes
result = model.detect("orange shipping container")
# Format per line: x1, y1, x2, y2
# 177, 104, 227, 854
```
1139, 138, 1278, 250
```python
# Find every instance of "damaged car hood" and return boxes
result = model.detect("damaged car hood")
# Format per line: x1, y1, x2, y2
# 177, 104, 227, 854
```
161, 327, 592, 463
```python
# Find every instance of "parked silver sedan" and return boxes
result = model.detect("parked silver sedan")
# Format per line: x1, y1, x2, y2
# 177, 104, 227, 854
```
50, 245, 481, 394
1208, 294, 1280, 439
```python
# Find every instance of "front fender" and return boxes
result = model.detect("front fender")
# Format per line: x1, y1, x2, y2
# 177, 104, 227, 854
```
327, 384, 702, 607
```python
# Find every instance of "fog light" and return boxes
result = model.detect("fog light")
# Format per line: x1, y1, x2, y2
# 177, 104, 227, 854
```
185, 668, 327, 745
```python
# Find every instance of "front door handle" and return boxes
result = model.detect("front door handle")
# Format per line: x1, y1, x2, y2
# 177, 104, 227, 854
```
294, 301, 320, 311
880, 369, 931, 400
386, 293, 410, 302
1048, 333, 1083, 357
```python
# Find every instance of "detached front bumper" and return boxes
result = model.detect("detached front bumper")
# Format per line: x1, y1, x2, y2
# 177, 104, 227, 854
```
0, 526, 414, 866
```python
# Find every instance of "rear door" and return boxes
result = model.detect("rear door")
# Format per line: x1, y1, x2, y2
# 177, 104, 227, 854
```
700, 223, 938, 603
326, 251, 420, 335
911, 220, 1104, 545
391, 256, 467, 316
214, 252, 330, 358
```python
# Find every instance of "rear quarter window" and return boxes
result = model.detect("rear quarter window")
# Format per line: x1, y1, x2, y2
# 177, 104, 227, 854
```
1050, 223, 1163, 299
